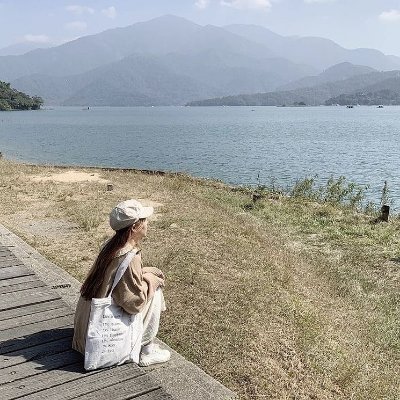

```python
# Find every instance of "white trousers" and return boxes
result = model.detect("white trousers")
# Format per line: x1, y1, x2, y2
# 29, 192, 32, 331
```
141, 288, 166, 346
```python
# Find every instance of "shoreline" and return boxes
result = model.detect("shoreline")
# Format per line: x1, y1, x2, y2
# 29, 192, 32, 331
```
1, 155, 394, 213
1, 105, 399, 210
1, 154, 248, 192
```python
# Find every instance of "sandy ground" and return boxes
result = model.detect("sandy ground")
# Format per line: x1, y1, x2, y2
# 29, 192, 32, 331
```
29, 169, 163, 208
30, 170, 109, 183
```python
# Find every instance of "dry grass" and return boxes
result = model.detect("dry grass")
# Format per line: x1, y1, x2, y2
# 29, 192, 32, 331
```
0, 158, 399, 399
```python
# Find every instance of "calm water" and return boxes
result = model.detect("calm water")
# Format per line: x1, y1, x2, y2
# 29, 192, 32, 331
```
0, 106, 399, 207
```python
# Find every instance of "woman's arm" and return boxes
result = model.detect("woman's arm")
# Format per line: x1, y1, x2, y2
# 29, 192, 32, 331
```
113, 253, 164, 314
142, 266, 165, 279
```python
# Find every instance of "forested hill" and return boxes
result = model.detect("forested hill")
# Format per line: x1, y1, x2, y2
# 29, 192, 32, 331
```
325, 76, 400, 105
187, 70, 400, 107
0, 81, 43, 110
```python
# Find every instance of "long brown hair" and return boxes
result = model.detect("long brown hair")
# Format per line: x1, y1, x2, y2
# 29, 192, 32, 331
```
80, 219, 145, 300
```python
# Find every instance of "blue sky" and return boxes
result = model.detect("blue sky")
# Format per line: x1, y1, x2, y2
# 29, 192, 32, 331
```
1, 0, 400, 55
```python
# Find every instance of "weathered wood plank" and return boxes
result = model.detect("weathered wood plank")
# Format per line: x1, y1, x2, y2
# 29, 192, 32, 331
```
0, 362, 91, 400
19, 363, 144, 400
0, 279, 45, 295
0, 265, 34, 281
0, 265, 26, 273
0, 327, 73, 354
0, 349, 81, 385
0, 336, 73, 369
0, 275, 40, 288
0, 306, 74, 331
0, 255, 19, 261
0, 257, 18, 265
0, 255, 19, 262
0, 245, 12, 250
0, 298, 66, 321
0, 316, 72, 343
134, 388, 173, 400
0, 262, 25, 270
0, 250, 13, 257
77, 376, 162, 400
0, 287, 60, 312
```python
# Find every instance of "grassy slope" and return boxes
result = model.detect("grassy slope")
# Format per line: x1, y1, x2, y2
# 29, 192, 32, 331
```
0, 159, 398, 399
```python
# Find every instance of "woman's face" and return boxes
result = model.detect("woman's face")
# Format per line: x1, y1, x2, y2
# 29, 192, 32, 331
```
141, 219, 148, 238
132, 219, 148, 241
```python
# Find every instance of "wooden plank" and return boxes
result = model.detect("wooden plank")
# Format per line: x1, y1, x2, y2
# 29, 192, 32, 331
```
19, 363, 144, 400
0, 362, 96, 400
0, 306, 74, 331
134, 388, 173, 400
0, 315, 72, 343
0, 349, 82, 385
0, 336, 73, 369
0, 287, 60, 312
0, 275, 40, 288
0, 326, 73, 354
0, 265, 34, 281
0, 253, 13, 257
0, 256, 19, 263
0, 299, 66, 321
0, 254, 19, 260
0, 262, 24, 270
0, 279, 45, 295
76, 375, 162, 400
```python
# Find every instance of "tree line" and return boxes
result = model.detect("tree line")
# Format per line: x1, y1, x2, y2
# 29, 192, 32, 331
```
0, 81, 43, 111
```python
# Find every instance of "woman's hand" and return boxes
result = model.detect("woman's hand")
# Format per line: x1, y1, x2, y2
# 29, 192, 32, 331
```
143, 272, 165, 289
142, 266, 165, 280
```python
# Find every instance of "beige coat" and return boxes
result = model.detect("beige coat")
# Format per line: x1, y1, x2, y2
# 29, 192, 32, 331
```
72, 243, 163, 354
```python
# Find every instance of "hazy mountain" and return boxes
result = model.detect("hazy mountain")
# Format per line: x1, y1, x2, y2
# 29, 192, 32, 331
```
326, 74, 400, 105
0, 15, 198, 81
224, 24, 292, 53
7, 16, 316, 105
187, 70, 400, 106
225, 24, 400, 71
11, 74, 87, 105
13, 49, 315, 106
278, 62, 377, 91
2, 15, 400, 106
62, 54, 213, 106
0, 15, 278, 82
0, 42, 55, 56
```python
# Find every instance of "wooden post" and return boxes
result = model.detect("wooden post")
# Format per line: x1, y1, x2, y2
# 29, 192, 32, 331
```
0, 152, 2, 159
107, 184, 113, 191
252, 192, 262, 203
380, 205, 390, 222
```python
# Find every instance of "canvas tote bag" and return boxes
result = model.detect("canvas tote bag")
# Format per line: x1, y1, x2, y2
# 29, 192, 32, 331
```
84, 250, 144, 370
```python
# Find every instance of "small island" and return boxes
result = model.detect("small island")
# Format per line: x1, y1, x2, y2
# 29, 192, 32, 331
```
0, 81, 43, 111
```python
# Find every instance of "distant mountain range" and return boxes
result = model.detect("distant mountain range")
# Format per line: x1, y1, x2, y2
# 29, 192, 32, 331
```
224, 25, 400, 71
277, 62, 376, 91
325, 75, 400, 105
188, 68, 400, 106
1, 15, 400, 106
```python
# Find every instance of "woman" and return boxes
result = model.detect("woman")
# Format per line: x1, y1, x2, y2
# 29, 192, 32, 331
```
72, 199, 170, 367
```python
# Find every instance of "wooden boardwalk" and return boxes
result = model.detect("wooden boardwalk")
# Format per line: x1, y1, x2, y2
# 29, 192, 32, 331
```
0, 244, 172, 400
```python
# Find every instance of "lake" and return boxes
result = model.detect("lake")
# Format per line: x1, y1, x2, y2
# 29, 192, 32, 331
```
0, 106, 399, 207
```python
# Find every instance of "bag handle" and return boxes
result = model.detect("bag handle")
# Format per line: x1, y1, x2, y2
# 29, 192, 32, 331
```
108, 250, 138, 297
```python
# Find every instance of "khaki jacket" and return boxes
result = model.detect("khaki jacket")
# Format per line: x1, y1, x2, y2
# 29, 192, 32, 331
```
72, 243, 162, 354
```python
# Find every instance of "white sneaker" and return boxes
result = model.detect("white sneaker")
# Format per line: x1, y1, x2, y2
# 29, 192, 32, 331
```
138, 343, 171, 367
